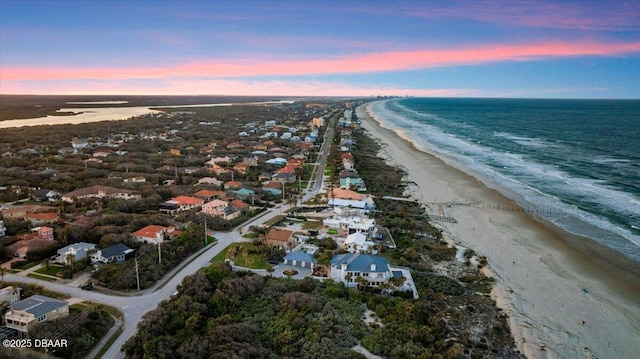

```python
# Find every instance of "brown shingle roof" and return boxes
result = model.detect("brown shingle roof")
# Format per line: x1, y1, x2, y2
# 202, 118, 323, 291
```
266, 228, 294, 243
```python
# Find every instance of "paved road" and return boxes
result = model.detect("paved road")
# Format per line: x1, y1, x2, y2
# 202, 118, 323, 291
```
5, 107, 341, 358
5, 204, 292, 359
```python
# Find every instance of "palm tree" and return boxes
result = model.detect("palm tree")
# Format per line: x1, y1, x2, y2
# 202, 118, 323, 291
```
355, 276, 369, 291
0, 266, 7, 282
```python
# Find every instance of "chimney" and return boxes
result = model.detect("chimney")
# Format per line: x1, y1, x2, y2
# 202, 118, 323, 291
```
370, 263, 376, 271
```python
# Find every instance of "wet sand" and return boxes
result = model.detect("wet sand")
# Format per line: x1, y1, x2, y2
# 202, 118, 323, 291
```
357, 102, 640, 359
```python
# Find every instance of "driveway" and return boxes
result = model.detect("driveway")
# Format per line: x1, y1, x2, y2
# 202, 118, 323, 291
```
271, 263, 312, 279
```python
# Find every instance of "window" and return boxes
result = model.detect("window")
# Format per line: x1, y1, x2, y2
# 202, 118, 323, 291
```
38, 315, 47, 322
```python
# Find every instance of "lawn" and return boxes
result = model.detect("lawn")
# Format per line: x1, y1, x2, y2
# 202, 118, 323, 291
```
302, 220, 323, 230
204, 235, 217, 245
264, 215, 286, 226
35, 265, 64, 277
211, 243, 270, 269
27, 273, 57, 282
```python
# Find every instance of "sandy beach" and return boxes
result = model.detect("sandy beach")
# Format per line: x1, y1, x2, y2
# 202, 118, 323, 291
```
0, 106, 160, 128
357, 102, 640, 359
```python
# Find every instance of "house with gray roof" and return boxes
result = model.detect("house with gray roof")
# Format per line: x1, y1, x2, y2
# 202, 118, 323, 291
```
90, 243, 134, 264
330, 253, 392, 288
4, 295, 69, 333
284, 251, 317, 269
54, 242, 97, 265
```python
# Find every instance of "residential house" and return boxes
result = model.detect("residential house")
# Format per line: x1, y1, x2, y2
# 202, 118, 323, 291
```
233, 163, 249, 174
271, 172, 296, 184
131, 225, 180, 244
265, 157, 287, 166
32, 189, 61, 202
84, 158, 103, 165
339, 170, 365, 190
330, 253, 392, 288
312, 117, 325, 127
4, 295, 69, 334
323, 213, 377, 239
226, 142, 244, 149
6, 238, 52, 259
229, 199, 249, 212
200, 200, 240, 220
90, 243, 134, 264
0, 286, 21, 306
54, 242, 97, 265
194, 189, 226, 201
93, 150, 111, 157
231, 188, 255, 201
224, 181, 243, 190
207, 165, 230, 176
196, 177, 223, 188
328, 188, 375, 211
261, 181, 282, 196
283, 251, 317, 269
24, 212, 59, 226
159, 196, 204, 215
123, 176, 146, 183
62, 185, 140, 203
265, 228, 295, 249
0, 220, 6, 238
344, 232, 376, 254
33, 226, 54, 241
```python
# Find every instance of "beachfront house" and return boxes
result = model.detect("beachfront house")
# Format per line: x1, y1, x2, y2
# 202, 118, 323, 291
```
330, 253, 392, 288
4, 295, 69, 334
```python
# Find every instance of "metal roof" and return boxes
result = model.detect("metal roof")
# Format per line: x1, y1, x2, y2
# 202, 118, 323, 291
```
10, 295, 67, 318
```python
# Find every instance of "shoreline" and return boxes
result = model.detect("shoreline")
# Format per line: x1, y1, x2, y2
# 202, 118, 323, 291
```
356, 102, 640, 359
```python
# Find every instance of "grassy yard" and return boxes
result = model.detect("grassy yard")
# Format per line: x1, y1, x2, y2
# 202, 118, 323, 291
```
211, 243, 270, 269
27, 273, 57, 281
204, 235, 217, 245
35, 265, 64, 276
302, 220, 323, 230
264, 214, 286, 226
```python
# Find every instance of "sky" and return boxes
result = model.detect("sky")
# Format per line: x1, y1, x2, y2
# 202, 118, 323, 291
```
1, 0, 639, 98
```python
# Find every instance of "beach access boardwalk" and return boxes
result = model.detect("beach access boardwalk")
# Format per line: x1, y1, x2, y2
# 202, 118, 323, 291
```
379, 195, 458, 223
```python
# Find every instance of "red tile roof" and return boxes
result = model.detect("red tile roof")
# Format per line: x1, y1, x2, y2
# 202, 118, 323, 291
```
172, 196, 204, 205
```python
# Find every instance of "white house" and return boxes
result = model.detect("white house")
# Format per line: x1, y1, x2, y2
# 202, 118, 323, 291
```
90, 243, 134, 264
323, 214, 377, 239
330, 253, 392, 288
54, 242, 98, 265
131, 225, 179, 244
0, 286, 20, 306
344, 232, 376, 254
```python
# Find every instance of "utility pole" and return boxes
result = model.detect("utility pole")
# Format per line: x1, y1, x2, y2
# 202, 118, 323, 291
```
135, 258, 140, 291
204, 218, 208, 246
158, 241, 162, 264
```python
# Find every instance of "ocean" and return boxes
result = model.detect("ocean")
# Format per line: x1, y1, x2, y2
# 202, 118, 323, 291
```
368, 98, 640, 262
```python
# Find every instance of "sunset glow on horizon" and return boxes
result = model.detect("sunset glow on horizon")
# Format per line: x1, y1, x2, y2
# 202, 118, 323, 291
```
1, 0, 639, 98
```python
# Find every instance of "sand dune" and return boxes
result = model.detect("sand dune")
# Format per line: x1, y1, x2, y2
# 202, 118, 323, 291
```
357, 102, 640, 359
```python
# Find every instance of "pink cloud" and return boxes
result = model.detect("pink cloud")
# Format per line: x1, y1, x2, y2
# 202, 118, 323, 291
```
0, 78, 475, 97
2, 41, 639, 82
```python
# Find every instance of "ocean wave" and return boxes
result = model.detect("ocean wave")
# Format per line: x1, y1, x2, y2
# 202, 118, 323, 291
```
368, 98, 640, 261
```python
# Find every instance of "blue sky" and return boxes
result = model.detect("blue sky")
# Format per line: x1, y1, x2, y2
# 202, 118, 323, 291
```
1, 0, 639, 98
